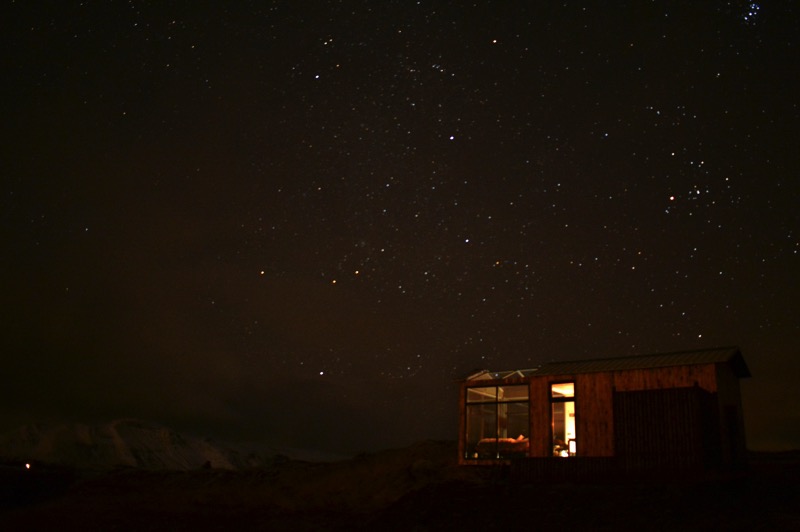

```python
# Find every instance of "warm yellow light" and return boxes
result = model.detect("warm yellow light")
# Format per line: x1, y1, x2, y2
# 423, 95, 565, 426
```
551, 382, 574, 397
565, 401, 576, 441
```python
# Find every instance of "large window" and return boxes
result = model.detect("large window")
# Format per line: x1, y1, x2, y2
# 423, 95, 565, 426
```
551, 382, 576, 457
465, 385, 529, 459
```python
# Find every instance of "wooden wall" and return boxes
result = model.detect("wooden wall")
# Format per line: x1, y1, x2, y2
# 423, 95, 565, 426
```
612, 364, 718, 393
613, 387, 716, 470
527, 363, 721, 458
528, 378, 551, 457
714, 363, 748, 467
577, 372, 615, 456
528, 373, 616, 457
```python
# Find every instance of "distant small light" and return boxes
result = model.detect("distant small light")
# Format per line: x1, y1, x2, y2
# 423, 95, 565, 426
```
331, 279, 337, 284
260, 270, 265, 275
319, 371, 324, 376
25, 463, 31, 470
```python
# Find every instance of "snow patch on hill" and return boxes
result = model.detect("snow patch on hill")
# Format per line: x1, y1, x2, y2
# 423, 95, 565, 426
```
0, 419, 282, 470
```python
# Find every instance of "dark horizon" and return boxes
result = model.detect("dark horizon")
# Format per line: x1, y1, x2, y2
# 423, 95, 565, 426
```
2, 1, 798, 455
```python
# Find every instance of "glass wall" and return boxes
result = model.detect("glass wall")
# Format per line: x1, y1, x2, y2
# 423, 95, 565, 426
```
465, 384, 529, 459
551, 382, 576, 456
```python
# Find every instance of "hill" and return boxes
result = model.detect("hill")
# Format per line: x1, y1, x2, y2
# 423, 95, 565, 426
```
0, 419, 295, 471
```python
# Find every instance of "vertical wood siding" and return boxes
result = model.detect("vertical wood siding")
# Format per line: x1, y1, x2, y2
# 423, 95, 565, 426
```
528, 378, 551, 457
613, 387, 717, 470
576, 372, 615, 456
612, 364, 718, 392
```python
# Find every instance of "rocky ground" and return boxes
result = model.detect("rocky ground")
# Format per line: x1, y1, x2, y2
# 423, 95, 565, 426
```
1, 443, 798, 531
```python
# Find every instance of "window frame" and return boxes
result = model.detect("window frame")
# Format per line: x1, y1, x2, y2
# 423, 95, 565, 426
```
464, 384, 530, 460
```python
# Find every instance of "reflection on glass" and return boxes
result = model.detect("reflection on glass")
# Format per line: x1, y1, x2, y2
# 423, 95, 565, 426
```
467, 387, 497, 403
498, 385, 529, 402
465, 385, 529, 459
551, 382, 574, 398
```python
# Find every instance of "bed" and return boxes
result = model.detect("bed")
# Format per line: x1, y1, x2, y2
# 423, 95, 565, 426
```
475, 435, 529, 457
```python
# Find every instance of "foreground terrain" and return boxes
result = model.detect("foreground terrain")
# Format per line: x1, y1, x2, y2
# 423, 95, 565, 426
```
1, 442, 798, 531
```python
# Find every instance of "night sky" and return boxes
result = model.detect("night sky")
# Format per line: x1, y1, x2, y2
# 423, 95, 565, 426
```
2, 1, 798, 454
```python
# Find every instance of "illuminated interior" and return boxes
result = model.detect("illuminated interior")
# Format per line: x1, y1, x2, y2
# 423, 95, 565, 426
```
551, 382, 576, 457
465, 384, 529, 459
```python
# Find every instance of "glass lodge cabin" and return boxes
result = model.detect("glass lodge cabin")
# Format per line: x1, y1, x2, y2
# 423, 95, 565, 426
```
458, 347, 751, 472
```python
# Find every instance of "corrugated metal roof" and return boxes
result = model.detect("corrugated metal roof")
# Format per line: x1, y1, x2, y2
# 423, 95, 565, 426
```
465, 346, 750, 381
536, 346, 750, 378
